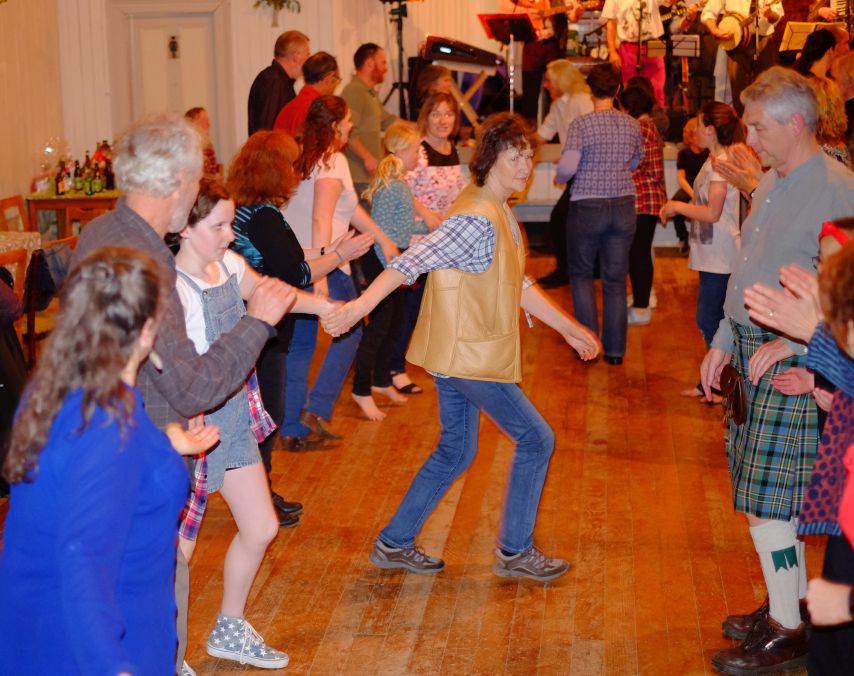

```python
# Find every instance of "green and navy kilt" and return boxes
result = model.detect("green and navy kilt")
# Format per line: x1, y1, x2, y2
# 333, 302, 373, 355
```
726, 321, 819, 520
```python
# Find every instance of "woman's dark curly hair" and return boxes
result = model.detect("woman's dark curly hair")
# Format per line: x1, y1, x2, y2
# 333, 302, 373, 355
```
295, 95, 349, 180
4, 247, 166, 483
227, 130, 299, 207
469, 112, 540, 187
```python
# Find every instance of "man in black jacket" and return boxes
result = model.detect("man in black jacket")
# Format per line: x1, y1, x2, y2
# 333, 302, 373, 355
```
247, 30, 310, 135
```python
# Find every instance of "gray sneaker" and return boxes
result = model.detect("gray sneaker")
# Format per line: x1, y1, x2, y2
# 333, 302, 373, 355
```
493, 546, 570, 582
206, 615, 289, 669
369, 539, 445, 574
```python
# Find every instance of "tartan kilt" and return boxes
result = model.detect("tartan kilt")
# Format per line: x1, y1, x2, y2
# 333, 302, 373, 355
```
726, 321, 819, 520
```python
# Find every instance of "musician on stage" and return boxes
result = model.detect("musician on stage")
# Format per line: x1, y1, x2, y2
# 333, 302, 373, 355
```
507, 0, 586, 121
602, 0, 678, 105
808, 0, 848, 23
701, 0, 783, 114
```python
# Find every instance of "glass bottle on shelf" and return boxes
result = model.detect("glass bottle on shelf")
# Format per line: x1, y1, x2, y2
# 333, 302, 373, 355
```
73, 160, 83, 192
54, 160, 67, 196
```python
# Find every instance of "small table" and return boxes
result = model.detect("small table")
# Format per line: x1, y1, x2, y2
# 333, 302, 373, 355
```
27, 191, 121, 239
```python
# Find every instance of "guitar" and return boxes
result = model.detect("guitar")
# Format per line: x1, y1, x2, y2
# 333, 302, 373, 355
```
659, 0, 707, 23
541, 0, 604, 17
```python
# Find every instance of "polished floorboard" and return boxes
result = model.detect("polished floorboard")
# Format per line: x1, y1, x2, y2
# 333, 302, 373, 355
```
184, 253, 821, 675
2, 253, 820, 675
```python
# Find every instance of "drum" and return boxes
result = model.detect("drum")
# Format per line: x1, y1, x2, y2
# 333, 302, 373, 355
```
717, 13, 751, 52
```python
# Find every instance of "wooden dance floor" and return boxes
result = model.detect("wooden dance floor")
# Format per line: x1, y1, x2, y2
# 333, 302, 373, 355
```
183, 253, 821, 675
4, 254, 821, 675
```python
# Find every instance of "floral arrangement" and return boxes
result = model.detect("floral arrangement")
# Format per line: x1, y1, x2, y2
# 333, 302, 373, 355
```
253, 0, 300, 26
253, 0, 301, 13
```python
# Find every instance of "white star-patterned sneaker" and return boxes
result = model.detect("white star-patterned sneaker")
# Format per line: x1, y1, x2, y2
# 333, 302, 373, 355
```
206, 614, 289, 669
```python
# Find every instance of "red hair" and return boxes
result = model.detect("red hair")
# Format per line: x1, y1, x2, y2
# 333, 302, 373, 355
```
227, 130, 299, 207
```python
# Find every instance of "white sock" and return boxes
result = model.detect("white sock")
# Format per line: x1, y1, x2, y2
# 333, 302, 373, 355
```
749, 520, 802, 629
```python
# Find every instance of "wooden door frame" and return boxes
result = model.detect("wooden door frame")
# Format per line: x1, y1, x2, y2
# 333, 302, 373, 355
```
106, 1, 235, 162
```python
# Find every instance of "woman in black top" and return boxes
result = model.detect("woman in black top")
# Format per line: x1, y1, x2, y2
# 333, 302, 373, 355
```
228, 130, 370, 521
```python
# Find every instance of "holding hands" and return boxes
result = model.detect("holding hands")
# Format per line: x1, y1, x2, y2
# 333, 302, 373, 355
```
322, 297, 366, 337
246, 276, 298, 326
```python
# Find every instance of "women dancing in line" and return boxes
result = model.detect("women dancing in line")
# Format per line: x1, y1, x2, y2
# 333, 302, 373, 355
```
324, 113, 600, 582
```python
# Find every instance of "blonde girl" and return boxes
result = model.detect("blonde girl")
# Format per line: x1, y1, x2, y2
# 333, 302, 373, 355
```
351, 123, 423, 420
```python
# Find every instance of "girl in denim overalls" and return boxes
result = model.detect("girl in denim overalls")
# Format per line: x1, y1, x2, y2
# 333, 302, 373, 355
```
174, 178, 288, 669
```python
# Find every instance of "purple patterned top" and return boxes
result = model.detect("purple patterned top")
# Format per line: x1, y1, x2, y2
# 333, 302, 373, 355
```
560, 109, 643, 201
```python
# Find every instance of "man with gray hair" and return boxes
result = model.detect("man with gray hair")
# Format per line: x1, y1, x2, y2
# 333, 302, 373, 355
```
71, 112, 296, 674
248, 30, 310, 135
700, 67, 854, 674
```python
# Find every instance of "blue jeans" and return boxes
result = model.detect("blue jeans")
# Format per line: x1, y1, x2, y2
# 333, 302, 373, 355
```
697, 271, 730, 347
380, 376, 555, 554
566, 196, 636, 358
281, 269, 363, 435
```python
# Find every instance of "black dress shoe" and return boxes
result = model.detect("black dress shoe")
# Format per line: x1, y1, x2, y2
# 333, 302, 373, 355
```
603, 355, 623, 366
711, 615, 808, 675
271, 492, 303, 516
537, 270, 569, 289
277, 511, 300, 529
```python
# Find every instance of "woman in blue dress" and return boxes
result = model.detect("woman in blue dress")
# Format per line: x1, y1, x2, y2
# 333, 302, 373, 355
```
0, 247, 216, 676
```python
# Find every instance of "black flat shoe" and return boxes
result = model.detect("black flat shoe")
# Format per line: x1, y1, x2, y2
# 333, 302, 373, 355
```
271, 492, 303, 516
278, 512, 300, 529
603, 355, 623, 366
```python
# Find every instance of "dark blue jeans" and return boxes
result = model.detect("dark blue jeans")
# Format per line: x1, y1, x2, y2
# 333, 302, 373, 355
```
696, 271, 730, 347
566, 196, 636, 358
281, 269, 362, 435
380, 377, 555, 554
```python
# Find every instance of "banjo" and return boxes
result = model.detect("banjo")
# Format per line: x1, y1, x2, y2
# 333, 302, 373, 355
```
716, 6, 763, 52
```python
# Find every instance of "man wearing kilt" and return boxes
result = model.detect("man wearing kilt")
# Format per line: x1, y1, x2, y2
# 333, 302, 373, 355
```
700, 67, 854, 675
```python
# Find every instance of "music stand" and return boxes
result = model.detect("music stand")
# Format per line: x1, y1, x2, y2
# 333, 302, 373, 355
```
779, 21, 847, 52
478, 13, 537, 113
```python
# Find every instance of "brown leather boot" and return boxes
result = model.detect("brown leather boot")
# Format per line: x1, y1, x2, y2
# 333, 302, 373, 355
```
711, 615, 809, 675
722, 597, 810, 640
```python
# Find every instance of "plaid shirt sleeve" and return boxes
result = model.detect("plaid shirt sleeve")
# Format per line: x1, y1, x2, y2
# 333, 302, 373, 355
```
178, 456, 207, 541
633, 119, 667, 216
389, 214, 496, 283
389, 213, 533, 290
247, 370, 276, 442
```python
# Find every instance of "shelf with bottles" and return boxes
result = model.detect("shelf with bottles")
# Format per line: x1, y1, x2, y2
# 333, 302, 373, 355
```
36, 139, 118, 198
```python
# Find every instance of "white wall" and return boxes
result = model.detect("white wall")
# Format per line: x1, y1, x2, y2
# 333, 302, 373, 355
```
0, 0, 65, 197
50, 0, 508, 167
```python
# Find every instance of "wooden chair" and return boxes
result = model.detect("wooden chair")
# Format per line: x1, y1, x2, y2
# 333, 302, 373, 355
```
0, 248, 28, 342
24, 235, 79, 367
67, 207, 107, 234
0, 196, 30, 232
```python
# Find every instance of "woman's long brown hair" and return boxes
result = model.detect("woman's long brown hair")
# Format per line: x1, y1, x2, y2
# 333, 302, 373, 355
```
4, 247, 165, 483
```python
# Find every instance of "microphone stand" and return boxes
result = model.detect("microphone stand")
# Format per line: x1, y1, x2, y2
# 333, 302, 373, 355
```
637, 0, 645, 74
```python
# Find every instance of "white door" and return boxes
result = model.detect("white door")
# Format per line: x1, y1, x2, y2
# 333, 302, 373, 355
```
129, 13, 219, 148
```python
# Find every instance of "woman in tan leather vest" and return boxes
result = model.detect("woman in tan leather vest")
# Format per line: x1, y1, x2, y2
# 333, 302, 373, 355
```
323, 112, 601, 583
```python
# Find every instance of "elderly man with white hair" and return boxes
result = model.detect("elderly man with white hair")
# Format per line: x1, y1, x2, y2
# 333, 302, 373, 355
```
700, 67, 854, 674
71, 113, 296, 675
